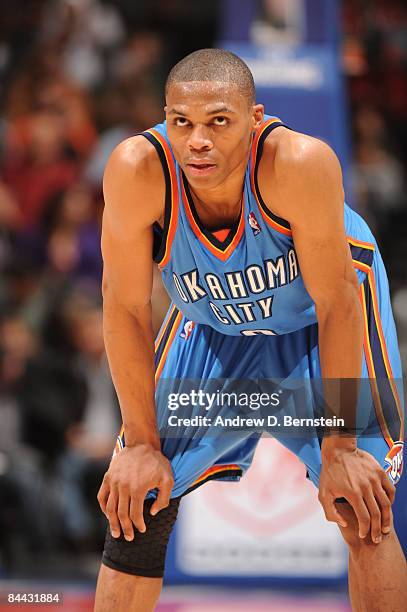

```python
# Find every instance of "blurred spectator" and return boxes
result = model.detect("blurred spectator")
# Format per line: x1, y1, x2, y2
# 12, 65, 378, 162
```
60, 288, 120, 460
0, 180, 22, 268
41, 0, 126, 89
2, 111, 80, 228
352, 107, 405, 238
18, 183, 103, 281
86, 86, 164, 186
343, 0, 407, 294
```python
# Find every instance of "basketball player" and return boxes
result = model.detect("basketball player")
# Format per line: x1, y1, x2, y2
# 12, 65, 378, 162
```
94, 50, 406, 611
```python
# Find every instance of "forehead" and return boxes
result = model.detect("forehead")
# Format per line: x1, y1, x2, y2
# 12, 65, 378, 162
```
165, 81, 248, 113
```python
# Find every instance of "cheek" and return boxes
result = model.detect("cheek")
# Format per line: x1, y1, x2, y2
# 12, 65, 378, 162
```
167, 135, 186, 164
221, 134, 250, 164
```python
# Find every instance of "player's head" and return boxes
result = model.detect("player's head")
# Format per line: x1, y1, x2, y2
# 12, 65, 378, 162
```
165, 49, 264, 188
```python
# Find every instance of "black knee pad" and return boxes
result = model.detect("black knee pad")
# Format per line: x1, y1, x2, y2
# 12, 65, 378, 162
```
102, 497, 181, 578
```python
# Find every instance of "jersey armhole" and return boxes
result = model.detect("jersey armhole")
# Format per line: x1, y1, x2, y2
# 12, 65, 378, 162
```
251, 120, 292, 236
141, 131, 177, 266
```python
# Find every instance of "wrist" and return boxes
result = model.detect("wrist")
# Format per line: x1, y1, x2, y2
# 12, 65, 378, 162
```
122, 425, 160, 451
321, 435, 356, 460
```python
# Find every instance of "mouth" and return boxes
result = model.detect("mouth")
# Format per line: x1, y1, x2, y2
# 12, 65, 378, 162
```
186, 162, 217, 176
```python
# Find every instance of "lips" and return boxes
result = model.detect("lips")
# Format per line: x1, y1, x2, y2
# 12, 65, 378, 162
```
186, 161, 217, 176
189, 163, 215, 169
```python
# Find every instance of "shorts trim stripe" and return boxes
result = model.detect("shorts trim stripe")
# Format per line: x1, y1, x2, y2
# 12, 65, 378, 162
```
349, 244, 374, 268
154, 303, 178, 353
155, 310, 183, 382
359, 282, 393, 448
367, 270, 404, 439
353, 260, 371, 274
360, 272, 404, 447
185, 465, 243, 495
115, 306, 181, 453
347, 237, 375, 251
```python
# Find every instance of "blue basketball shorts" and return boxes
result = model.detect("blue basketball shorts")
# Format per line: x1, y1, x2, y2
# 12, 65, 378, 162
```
115, 249, 404, 499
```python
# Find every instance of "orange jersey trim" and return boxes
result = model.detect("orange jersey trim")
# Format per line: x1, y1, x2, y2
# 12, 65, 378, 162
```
181, 178, 245, 261
145, 129, 179, 268
212, 228, 231, 242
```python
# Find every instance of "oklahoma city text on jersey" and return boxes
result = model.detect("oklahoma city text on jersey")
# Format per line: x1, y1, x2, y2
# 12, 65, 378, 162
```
172, 247, 299, 334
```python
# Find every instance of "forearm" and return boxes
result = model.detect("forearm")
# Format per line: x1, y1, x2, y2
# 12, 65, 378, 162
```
103, 291, 159, 449
317, 286, 364, 451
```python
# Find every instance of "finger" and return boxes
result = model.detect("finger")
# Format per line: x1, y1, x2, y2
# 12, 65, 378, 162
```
129, 495, 146, 533
348, 495, 370, 539
374, 486, 392, 535
364, 489, 382, 543
97, 476, 111, 515
381, 472, 396, 505
106, 491, 121, 538
117, 491, 134, 541
319, 492, 347, 528
150, 476, 173, 516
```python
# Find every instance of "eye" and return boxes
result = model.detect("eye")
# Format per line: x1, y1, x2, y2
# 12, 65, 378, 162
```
174, 117, 189, 127
212, 116, 228, 126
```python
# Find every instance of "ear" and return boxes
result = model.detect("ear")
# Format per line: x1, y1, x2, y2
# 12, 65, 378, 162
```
252, 104, 264, 130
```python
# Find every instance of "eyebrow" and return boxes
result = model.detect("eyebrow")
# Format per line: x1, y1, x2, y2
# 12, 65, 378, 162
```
168, 105, 235, 116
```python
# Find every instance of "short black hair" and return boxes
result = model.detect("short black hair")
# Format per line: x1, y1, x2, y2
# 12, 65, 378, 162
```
165, 48, 255, 104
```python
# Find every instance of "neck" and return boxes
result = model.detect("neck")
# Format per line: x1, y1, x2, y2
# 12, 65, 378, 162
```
188, 152, 248, 221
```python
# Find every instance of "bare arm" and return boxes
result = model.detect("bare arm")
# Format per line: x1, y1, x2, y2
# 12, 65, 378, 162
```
101, 137, 159, 448
98, 137, 174, 539
259, 133, 395, 541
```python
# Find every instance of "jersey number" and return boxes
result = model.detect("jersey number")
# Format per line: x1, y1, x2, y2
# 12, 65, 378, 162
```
240, 329, 277, 336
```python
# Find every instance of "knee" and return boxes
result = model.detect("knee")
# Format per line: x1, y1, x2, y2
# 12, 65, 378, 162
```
335, 502, 377, 551
339, 522, 376, 551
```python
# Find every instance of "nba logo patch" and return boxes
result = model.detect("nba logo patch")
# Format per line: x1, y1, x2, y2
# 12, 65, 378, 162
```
248, 211, 261, 236
180, 320, 195, 340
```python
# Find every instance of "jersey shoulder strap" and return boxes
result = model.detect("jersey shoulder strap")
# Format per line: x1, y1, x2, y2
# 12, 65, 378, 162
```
141, 122, 179, 267
250, 116, 292, 236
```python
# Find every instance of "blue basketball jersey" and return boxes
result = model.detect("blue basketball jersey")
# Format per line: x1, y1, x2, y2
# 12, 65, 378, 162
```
114, 117, 404, 498
142, 116, 377, 336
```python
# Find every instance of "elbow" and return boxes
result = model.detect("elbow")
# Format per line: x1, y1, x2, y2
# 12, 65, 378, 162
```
315, 279, 362, 326
102, 272, 152, 319
103, 281, 151, 321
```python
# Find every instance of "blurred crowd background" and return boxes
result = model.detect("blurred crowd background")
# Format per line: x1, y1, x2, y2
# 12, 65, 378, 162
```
0, 0, 406, 580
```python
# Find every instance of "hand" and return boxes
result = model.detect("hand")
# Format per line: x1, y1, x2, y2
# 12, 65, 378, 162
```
319, 442, 395, 543
97, 443, 174, 541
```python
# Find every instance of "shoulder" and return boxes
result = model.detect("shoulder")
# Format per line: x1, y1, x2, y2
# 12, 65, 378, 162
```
275, 129, 341, 180
258, 128, 344, 220
103, 134, 166, 228
104, 134, 165, 193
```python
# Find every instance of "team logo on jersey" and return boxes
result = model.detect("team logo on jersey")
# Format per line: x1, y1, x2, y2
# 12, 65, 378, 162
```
248, 211, 261, 236
180, 320, 195, 340
384, 441, 403, 484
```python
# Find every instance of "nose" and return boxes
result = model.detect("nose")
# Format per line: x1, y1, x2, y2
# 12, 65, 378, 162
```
187, 124, 213, 153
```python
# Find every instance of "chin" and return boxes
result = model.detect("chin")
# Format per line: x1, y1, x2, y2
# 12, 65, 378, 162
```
184, 167, 224, 188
